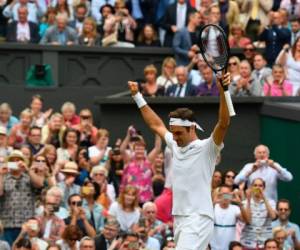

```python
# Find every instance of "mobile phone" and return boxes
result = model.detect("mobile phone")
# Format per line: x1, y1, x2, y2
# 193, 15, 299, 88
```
28, 223, 38, 231
222, 193, 233, 200
7, 162, 18, 170
128, 242, 139, 249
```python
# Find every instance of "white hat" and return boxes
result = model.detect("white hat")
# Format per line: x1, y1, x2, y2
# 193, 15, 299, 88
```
90, 165, 108, 178
60, 161, 79, 175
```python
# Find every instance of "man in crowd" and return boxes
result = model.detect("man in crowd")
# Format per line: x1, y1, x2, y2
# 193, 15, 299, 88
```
290, 16, 300, 45
196, 66, 219, 96
80, 236, 96, 250
234, 144, 293, 201
6, 6, 40, 43
69, 4, 88, 36
272, 199, 300, 249
26, 126, 44, 155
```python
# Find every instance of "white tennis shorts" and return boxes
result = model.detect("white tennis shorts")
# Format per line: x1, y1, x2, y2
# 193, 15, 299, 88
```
174, 213, 214, 250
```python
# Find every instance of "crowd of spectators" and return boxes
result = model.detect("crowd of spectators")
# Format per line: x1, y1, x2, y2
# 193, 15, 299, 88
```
0, 92, 297, 250
1, 0, 300, 95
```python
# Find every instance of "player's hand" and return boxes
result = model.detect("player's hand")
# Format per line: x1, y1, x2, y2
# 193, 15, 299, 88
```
128, 81, 139, 95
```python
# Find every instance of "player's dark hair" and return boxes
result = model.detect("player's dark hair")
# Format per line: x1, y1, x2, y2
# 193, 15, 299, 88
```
169, 108, 196, 122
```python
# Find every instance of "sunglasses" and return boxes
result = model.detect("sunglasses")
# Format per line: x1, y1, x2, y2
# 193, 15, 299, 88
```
71, 201, 82, 206
228, 62, 237, 66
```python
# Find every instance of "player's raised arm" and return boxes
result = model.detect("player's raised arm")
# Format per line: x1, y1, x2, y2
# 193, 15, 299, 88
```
212, 72, 231, 146
128, 81, 168, 139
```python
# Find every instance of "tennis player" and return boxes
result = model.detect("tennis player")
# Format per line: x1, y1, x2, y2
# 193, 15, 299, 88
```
128, 72, 231, 250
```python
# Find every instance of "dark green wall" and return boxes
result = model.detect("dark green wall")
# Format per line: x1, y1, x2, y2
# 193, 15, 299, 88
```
261, 116, 300, 224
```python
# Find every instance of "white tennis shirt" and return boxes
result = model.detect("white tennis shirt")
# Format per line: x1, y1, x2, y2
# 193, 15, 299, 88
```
164, 131, 223, 219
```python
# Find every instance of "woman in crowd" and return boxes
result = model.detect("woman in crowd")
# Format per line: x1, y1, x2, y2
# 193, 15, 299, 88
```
136, 24, 161, 47
20, 144, 32, 165
56, 225, 82, 250
88, 128, 111, 167
273, 227, 293, 250
75, 147, 91, 186
140, 64, 164, 97
57, 128, 80, 162
40, 144, 58, 174
55, 0, 72, 21
240, 178, 277, 249
81, 180, 105, 233
156, 57, 178, 91
227, 56, 241, 83
9, 108, 33, 149
61, 102, 80, 127
78, 17, 101, 46
108, 185, 141, 232
212, 170, 223, 191
0, 102, 18, 134
223, 170, 237, 191
39, 7, 57, 38
276, 39, 300, 95
73, 109, 98, 148
30, 95, 52, 128
228, 22, 251, 48
264, 64, 293, 97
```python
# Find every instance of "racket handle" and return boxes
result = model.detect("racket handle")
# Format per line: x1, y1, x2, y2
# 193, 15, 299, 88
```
224, 90, 236, 117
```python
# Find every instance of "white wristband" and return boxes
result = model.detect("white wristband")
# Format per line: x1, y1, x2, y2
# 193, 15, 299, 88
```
132, 92, 147, 108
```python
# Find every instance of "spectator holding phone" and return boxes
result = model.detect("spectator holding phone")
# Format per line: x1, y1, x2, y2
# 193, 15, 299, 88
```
210, 185, 248, 250
240, 178, 277, 250
0, 150, 43, 245
234, 144, 293, 201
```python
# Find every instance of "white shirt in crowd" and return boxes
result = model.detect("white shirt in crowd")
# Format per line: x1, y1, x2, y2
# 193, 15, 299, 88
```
234, 163, 293, 201
210, 204, 240, 250
17, 22, 30, 42
164, 132, 223, 218
176, 3, 186, 30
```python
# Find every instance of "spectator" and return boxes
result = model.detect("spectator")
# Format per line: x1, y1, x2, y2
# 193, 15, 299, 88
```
140, 64, 164, 97
272, 199, 300, 249
120, 134, 161, 204
40, 144, 57, 174
243, 43, 256, 68
88, 128, 111, 167
217, 0, 240, 32
90, 166, 116, 209
56, 225, 82, 250
241, 0, 273, 42
251, 53, 272, 96
229, 60, 259, 96
223, 170, 237, 191
136, 24, 161, 47
276, 39, 300, 95
162, 235, 176, 250
0, 127, 12, 159
290, 16, 300, 45
265, 239, 280, 250
73, 109, 98, 148
212, 170, 223, 191
259, 11, 291, 66
91, 0, 115, 24
228, 241, 243, 250
228, 22, 251, 48
47, 244, 62, 250
208, 4, 228, 34
6, 6, 40, 43
61, 102, 80, 128
108, 185, 141, 232
280, 0, 300, 17
210, 185, 247, 250
13, 217, 48, 250
40, 14, 78, 45
234, 144, 293, 201
20, 144, 33, 165
166, 66, 198, 97
57, 128, 79, 162
69, 4, 87, 35
14, 238, 32, 250
173, 11, 200, 66
80, 236, 95, 250
187, 55, 207, 87
3, 0, 44, 24
75, 147, 91, 186
94, 217, 120, 250
39, 7, 57, 38
96, 4, 115, 37
9, 108, 33, 149
64, 194, 96, 237
26, 126, 44, 156
272, 227, 293, 250
196, 66, 219, 96
160, 0, 195, 47
0, 103, 19, 135
227, 56, 241, 83
81, 180, 105, 234
0, 221, 10, 250
156, 57, 178, 90
141, 202, 166, 245
58, 161, 81, 208
41, 113, 66, 148
240, 178, 277, 250
54, 0, 73, 21
278, 8, 290, 28
263, 64, 293, 96
30, 94, 52, 128
151, 152, 164, 179
0, 150, 43, 245
78, 17, 101, 46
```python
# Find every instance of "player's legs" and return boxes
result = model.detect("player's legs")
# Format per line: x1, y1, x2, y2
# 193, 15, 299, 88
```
174, 214, 214, 250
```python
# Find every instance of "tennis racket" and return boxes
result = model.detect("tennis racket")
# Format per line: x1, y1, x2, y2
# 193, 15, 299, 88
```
198, 24, 236, 117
